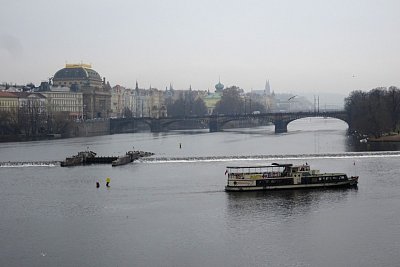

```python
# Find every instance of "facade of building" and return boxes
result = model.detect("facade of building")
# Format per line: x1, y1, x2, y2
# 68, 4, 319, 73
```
134, 89, 150, 117
148, 88, 167, 118
111, 85, 128, 118
13, 92, 47, 114
41, 86, 83, 119
52, 63, 111, 119
0, 91, 19, 113
131, 83, 167, 118
0, 91, 48, 126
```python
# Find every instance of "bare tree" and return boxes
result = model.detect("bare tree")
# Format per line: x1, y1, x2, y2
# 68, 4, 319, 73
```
386, 86, 400, 131
51, 112, 73, 136
345, 87, 398, 137
166, 93, 207, 117
0, 110, 19, 136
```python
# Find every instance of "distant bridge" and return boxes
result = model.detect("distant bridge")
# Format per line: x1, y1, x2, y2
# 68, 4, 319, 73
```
110, 111, 348, 134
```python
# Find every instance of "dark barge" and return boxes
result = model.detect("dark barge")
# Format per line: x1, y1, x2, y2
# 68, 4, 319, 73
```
61, 150, 153, 167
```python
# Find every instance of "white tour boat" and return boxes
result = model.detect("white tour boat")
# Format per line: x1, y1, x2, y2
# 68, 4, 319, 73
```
225, 163, 358, 191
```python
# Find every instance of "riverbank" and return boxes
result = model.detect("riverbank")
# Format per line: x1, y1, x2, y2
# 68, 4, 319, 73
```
0, 119, 269, 143
0, 120, 110, 143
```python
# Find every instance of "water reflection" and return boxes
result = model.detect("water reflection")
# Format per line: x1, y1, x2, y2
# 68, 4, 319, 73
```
225, 188, 358, 224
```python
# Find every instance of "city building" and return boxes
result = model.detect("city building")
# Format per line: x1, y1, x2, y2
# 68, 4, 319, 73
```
132, 83, 167, 118
148, 88, 167, 118
111, 85, 129, 118
13, 92, 47, 112
0, 91, 18, 113
41, 86, 83, 119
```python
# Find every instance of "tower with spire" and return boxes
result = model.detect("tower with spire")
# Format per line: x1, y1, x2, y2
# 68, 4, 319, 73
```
265, 79, 271, 95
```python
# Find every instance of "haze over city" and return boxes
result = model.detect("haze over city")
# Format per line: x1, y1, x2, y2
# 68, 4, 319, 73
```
1, 0, 399, 94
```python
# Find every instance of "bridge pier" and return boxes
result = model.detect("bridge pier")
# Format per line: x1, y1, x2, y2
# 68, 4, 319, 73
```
110, 118, 136, 134
274, 120, 288, 133
209, 118, 221, 132
150, 120, 163, 132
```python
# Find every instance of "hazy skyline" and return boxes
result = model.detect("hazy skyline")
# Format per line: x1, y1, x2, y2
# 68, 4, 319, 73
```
1, 0, 399, 94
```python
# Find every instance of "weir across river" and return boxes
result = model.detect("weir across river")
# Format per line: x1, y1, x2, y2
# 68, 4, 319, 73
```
110, 111, 348, 134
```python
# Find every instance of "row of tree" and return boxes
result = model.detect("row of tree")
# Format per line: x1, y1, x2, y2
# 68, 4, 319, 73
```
214, 86, 266, 114
0, 108, 72, 141
166, 90, 208, 117
345, 86, 400, 137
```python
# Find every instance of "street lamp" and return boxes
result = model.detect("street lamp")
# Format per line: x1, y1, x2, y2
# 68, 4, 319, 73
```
288, 95, 297, 112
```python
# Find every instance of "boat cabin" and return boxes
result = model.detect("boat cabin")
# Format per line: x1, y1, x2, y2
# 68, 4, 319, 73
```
226, 163, 318, 179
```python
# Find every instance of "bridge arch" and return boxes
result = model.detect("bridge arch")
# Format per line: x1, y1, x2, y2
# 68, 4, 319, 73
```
278, 116, 349, 133
211, 116, 274, 132
160, 118, 208, 131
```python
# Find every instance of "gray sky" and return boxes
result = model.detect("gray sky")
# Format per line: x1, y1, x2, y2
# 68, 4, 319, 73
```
1, 0, 399, 94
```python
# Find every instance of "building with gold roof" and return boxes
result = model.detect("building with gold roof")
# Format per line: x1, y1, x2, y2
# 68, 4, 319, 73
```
52, 63, 111, 119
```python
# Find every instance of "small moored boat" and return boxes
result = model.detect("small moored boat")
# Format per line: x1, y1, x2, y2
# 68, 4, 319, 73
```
60, 150, 97, 167
111, 150, 155, 167
225, 163, 358, 191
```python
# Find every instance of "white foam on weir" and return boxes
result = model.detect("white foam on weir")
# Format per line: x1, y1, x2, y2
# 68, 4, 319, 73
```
0, 161, 59, 168
2, 151, 400, 166
141, 151, 400, 163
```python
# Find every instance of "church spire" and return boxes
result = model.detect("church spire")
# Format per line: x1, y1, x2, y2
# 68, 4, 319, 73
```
265, 79, 271, 95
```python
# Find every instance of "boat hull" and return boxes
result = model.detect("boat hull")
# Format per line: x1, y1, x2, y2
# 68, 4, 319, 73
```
111, 155, 133, 166
225, 180, 358, 191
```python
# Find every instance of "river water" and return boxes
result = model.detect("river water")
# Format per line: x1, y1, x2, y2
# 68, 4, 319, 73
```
1, 118, 400, 267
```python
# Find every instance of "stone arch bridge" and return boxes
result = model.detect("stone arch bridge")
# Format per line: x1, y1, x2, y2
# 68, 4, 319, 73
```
110, 111, 348, 134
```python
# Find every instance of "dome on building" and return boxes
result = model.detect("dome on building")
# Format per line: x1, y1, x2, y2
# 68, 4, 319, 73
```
215, 79, 224, 92
53, 64, 102, 81
52, 63, 104, 89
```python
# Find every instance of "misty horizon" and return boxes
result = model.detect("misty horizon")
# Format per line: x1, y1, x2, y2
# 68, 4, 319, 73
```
1, 0, 399, 95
